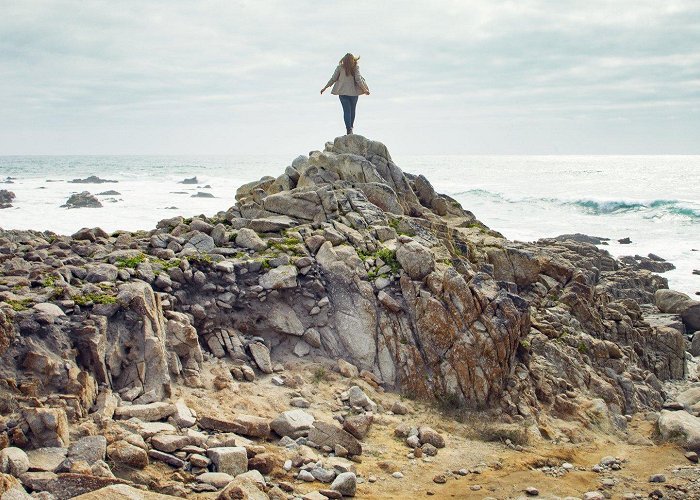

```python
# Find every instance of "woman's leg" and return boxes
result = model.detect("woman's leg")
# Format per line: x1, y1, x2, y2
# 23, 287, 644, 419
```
338, 96, 352, 131
349, 96, 358, 128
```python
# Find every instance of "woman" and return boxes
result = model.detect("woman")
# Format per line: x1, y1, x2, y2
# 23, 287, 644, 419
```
320, 53, 370, 135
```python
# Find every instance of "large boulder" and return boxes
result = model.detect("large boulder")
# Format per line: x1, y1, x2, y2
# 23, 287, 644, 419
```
259, 265, 298, 290
655, 289, 700, 332
658, 410, 700, 451
396, 239, 435, 280
0, 447, 29, 476
270, 410, 314, 438
308, 421, 362, 456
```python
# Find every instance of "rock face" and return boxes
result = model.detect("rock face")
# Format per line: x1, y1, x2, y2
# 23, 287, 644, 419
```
0, 134, 690, 466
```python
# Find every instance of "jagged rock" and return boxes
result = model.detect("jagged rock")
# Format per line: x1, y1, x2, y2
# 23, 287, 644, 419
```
207, 447, 247, 476
330, 471, 357, 497
270, 409, 315, 438
308, 421, 362, 456
147, 450, 185, 468
183, 231, 215, 253
172, 399, 196, 428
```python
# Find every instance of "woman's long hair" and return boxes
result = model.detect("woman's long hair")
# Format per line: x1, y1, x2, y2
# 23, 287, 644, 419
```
341, 53, 359, 76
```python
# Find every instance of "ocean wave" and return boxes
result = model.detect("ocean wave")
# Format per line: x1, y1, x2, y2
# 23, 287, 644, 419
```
454, 189, 700, 220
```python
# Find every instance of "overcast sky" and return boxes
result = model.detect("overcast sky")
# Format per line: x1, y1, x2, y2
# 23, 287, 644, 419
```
1, 0, 698, 155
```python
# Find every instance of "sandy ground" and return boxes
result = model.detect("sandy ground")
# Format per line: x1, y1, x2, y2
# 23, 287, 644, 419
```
149, 358, 699, 499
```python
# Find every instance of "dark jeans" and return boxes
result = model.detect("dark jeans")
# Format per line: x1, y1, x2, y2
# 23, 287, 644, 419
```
339, 95, 358, 130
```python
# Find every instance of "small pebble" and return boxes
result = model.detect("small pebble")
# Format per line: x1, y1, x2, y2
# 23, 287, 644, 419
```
470, 485, 482, 491
648, 474, 666, 483
525, 486, 539, 496
392, 472, 404, 479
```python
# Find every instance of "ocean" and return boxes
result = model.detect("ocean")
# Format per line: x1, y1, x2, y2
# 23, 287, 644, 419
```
1, 154, 698, 296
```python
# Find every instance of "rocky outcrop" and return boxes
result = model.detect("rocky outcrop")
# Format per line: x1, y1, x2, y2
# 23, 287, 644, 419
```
0, 136, 691, 499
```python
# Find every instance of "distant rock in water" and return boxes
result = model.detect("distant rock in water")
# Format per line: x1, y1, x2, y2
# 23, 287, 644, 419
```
620, 254, 675, 273
69, 175, 118, 184
191, 192, 215, 198
97, 190, 121, 195
164, 206, 178, 209
2, 177, 14, 184
61, 191, 103, 208
202, 184, 212, 189
549, 233, 610, 245
0, 189, 15, 209
170, 191, 188, 194
618, 237, 632, 244
180, 176, 199, 184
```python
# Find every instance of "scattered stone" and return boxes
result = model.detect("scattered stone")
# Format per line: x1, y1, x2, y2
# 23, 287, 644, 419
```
648, 474, 666, 483
525, 486, 539, 496
432, 474, 447, 484
107, 440, 149, 469
270, 409, 315, 438
114, 402, 176, 422
308, 421, 363, 456
338, 359, 359, 378
198, 471, 234, 488
391, 471, 404, 479
207, 446, 248, 476
249, 341, 273, 374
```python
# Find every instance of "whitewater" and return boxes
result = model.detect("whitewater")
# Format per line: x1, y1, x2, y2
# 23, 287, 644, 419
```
0, 154, 698, 296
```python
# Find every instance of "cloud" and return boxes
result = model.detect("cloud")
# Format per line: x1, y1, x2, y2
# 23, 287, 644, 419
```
0, 0, 698, 154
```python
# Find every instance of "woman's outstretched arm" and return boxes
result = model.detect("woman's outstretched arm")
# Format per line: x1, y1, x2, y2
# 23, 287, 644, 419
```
320, 66, 340, 94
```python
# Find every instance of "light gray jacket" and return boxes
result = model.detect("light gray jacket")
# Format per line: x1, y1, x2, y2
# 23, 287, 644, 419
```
326, 64, 369, 96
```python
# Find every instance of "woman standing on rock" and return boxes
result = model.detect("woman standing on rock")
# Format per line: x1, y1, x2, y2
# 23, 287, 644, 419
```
320, 53, 370, 135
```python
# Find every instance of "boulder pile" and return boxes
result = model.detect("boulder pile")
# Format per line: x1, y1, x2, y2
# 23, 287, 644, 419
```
0, 135, 697, 497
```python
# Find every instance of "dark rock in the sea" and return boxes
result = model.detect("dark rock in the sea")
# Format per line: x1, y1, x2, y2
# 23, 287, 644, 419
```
170, 191, 188, 194
618, 237, 632, 244
180, 176, 199, 184
97, 190, 121, 195
692, 269, 700, 276
0, 189, 15, 205
203, 184, 212, 189
164, 206, 178, 210
550, 233, 610, 245
191, 192, 215, 198
61, 191, 103, 208
620, 254, 675, 273
68, 175, 118, 184
1, 177, 14, 184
